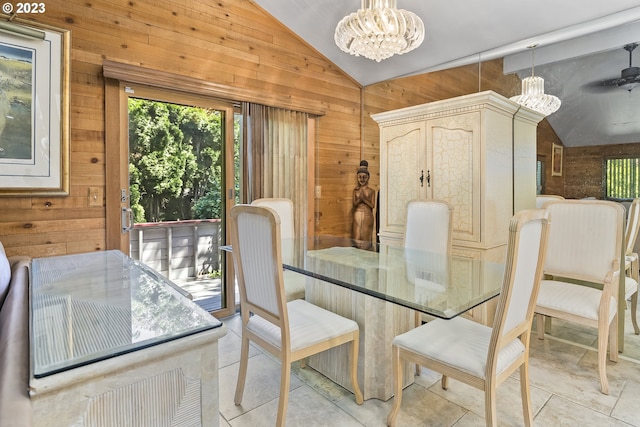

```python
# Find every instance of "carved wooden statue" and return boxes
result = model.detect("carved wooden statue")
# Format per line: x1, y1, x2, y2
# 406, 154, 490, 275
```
352, 160, 376, 249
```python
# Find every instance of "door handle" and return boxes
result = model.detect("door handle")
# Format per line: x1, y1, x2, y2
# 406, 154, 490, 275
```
121, 207, 133, 233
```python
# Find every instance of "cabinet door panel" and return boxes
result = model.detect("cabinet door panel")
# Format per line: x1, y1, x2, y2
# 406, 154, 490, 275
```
380, 122, 426, 240
427, 113, 481, 243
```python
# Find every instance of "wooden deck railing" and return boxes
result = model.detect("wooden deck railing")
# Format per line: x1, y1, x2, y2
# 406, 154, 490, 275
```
129, 219, 222, 282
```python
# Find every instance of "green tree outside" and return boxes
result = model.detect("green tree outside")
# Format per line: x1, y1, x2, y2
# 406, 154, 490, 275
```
128, 98, 229, 222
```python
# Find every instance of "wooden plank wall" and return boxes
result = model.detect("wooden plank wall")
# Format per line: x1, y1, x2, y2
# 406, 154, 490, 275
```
0, 0, 365, 257
537, 121, 565, 196
1, 0, 630, 258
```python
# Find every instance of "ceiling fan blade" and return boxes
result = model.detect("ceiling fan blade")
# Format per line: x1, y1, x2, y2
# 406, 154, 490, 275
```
581, 77, 620, 94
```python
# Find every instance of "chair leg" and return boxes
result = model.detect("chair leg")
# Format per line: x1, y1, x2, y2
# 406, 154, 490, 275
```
349, 333, 364, 405
631, 291, 640, 335
414, 312, 422, 376
536, 314, 545, 340
519, 363, 533, 426
276, 355, 292, 427
597, 322, 610, 395
609, 315, 618, 362
234, 334, 250, 405
441, 375, 448, 390
484, 380, 498, 427
386, 345, 403, 427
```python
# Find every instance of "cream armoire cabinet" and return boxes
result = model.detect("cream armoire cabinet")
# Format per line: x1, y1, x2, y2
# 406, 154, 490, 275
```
372, 91, 544, 323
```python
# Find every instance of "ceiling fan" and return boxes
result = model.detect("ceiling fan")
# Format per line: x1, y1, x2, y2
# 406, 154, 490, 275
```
584, 43, 640, 93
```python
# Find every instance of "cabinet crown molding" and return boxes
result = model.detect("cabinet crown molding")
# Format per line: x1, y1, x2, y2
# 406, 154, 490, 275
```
371, 90, 544, 125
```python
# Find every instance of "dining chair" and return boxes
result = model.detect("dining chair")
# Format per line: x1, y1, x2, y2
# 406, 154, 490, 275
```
535, 199, 624, 394
404, 199, 453, 256
403, 200, 453, 317
535, 194, 564, 208
624, 198, 640, 334
230, 204, 363, 427
403, 200, 454, 374
387, 209, 550, 427
251, 197, 306, 301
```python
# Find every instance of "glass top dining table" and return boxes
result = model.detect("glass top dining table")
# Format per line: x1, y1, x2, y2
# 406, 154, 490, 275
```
225, 235, 505, 320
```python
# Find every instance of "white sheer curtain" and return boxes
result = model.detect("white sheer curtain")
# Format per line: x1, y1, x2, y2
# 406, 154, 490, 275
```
242, 102, 308, 239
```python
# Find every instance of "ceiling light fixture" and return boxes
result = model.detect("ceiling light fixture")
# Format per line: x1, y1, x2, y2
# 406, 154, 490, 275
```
510, 44, 561, 117
334, 0, 424, 62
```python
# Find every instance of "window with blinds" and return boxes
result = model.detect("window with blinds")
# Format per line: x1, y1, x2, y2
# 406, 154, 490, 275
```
536, 160, 545, 195
605, 157, 640, 200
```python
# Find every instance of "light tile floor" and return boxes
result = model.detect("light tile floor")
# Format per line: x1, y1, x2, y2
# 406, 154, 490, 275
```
217, 311, 640, 426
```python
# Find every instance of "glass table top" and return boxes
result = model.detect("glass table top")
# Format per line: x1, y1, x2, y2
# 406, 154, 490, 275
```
225, 235, 505, 319
30, 250, 222, 378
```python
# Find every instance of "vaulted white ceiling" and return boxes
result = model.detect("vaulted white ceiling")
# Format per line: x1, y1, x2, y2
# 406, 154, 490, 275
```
252, 0, 640, 147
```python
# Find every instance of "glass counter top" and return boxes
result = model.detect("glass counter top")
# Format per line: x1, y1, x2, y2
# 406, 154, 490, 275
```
30, 250, 222, 378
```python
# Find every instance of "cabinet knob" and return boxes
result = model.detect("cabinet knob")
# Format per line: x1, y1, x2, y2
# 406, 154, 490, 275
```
427, 170, 431, 187
419, 170, 424, 187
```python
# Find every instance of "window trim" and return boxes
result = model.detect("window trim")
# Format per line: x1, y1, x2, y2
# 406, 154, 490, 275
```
604, 155, 640, 201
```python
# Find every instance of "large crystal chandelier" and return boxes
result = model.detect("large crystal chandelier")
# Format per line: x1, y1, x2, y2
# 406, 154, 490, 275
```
510, 45, 561, 117
334, 0, 425, 62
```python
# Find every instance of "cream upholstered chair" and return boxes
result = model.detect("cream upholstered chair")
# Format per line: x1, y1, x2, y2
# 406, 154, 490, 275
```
403, 199, 453, 317
387, 209, 550, 427
404, 199, 453, 256
535, 199, 624, 394
403, 200, 453, 375
230, 205, 363, 427
624, 198, 640, 334
535, 194, 564, 208
251, 198, 306, 301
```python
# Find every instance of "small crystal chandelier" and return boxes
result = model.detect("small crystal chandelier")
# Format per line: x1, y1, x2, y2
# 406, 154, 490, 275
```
334, 0, 425, 62
510, 45, 561, 116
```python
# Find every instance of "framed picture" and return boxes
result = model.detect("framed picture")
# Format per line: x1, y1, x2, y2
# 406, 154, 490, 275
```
0, 19, 70, 196
551, 143, 563, 177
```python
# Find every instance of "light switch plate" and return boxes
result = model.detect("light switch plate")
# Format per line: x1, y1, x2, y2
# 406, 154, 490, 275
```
89, 187, 103, 207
